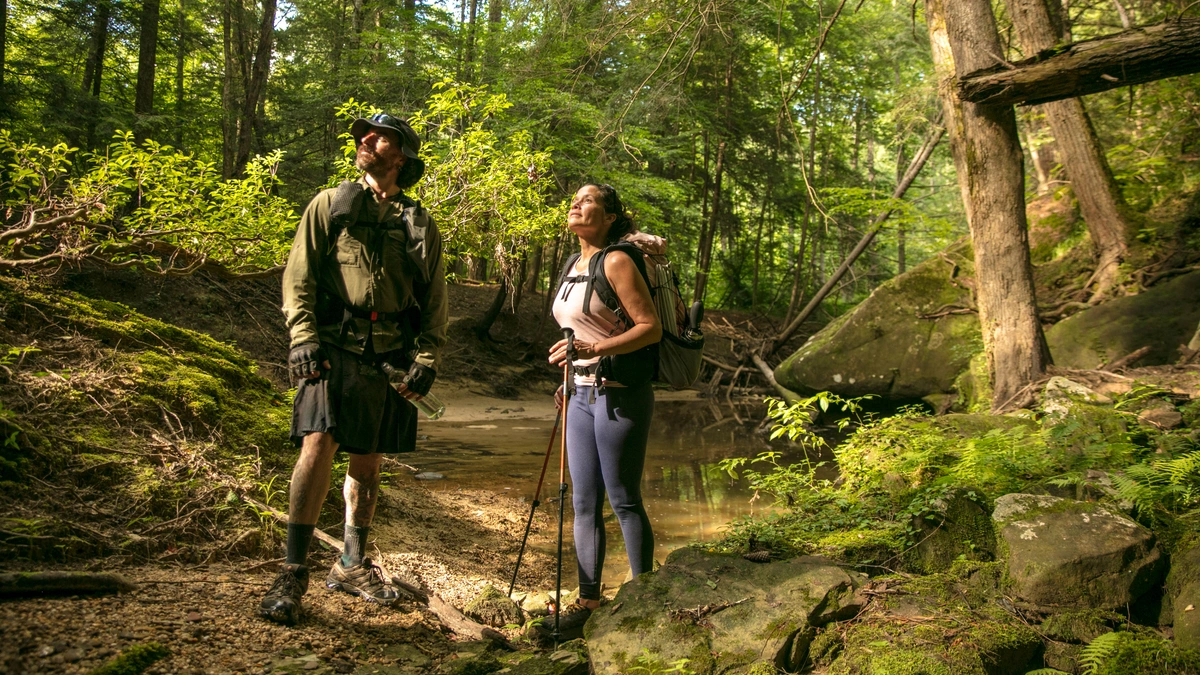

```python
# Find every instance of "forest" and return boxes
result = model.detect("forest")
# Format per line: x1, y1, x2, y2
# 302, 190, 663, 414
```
2, 0, 1200, 672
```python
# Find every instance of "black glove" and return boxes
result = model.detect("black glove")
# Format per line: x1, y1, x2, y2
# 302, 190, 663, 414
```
402, 362, 436, 397
288, 342, 326, 381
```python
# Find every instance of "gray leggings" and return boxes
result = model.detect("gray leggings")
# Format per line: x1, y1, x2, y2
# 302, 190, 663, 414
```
567, 383, 655, 600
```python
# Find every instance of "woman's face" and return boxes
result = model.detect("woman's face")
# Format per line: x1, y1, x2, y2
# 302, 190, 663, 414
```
567, 185, 615, 241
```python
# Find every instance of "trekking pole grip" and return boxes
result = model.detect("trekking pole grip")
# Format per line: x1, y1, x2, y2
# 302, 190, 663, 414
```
562, 327, 576, 362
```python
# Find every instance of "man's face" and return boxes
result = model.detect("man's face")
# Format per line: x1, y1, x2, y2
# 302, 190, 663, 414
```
355, 128, 406, 176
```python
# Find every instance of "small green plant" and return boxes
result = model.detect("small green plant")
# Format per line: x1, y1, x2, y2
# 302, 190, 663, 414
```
626, 649, 693, 675
1079, 632, 1122, 675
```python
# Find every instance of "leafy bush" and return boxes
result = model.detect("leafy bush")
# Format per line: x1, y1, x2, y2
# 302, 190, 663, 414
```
0, 130, 295, 276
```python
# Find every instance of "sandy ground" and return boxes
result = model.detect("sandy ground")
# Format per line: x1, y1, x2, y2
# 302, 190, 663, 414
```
0, 459, 563, 675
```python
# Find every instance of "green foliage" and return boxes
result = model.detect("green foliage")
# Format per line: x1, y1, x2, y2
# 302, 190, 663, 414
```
625, 649, 694, 675
1077, 631, 1200, 675
330, 83, 562, 283
0, 130, 295, 275
88, 642, 169, 675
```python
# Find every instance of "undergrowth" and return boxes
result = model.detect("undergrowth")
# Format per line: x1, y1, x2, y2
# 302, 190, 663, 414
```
0, 275, 354, 563
716, 387, 1200, 566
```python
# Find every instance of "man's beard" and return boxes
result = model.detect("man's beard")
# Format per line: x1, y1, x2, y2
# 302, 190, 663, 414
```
355, 146, 401, 176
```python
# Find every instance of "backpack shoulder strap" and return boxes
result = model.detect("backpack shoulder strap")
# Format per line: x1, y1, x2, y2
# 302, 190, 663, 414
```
555, 252, 583, 298
327, 181, 366, 247
586, 242, 653, 322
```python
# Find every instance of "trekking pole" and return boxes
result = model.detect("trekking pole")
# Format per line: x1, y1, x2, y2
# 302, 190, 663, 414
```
553, 327, 575, 646
506, 411, 561, 598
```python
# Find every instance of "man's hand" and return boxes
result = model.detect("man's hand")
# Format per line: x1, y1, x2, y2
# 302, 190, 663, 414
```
289, 342, 328, 381
398, 362, 436, 399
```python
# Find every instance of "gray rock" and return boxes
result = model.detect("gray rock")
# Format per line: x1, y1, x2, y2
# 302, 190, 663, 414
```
503, 640, 588, 675
1043, 377, 1112, 418
519, 591, 552, 617
414, 472, 445, 481
464, 585, 524, 628
1046, 270, 1200, 369
1138, 404, 1184, 430
584, 547, 865, 675
774, 238, 981, 400
992, 493, 1165, 608
1166, 542, 1200, 648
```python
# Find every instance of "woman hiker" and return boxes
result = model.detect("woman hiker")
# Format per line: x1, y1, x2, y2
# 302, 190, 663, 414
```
543, 183, 662, 639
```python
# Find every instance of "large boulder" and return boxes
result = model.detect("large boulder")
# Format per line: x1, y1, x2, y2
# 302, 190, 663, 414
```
584, 548, 865, 674
1167, 542, 1200, 649
775, 239, 981, 400
1046, 270, 1200, 369
992, 494, 1166, 608
910, 487, 997, 573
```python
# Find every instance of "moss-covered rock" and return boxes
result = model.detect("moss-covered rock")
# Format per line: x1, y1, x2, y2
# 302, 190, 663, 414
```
464, 585, 524, 628
88, 642, 169, 675
910, 487, 997, 573
992, 494, 1166, 609
775, 239, 981, 400
1167, 542, 1200, 649
584, 548, 865, 675
1045, 271, 1200, 369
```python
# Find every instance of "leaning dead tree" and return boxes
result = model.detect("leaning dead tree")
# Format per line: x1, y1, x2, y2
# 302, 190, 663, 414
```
957, 17, 1200, 107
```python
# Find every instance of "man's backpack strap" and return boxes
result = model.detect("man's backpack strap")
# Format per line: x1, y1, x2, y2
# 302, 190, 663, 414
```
327, 181, 367, 249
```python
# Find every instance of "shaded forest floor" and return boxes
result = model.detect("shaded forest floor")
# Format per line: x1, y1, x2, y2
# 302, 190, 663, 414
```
0, 266, 818, 674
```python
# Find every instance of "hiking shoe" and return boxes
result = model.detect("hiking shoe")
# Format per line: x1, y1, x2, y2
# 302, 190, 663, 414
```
259, 563, 309, 626
326, 558, 400, 605
528, 600, 594, 644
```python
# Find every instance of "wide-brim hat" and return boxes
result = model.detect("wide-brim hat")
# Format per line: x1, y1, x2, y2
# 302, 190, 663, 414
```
351, 113, 421, 159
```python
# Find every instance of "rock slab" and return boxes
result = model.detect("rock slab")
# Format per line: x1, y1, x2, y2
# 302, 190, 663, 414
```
584, 548, 864, 675
992, 493, 1165, 609
774, 239, 980, 400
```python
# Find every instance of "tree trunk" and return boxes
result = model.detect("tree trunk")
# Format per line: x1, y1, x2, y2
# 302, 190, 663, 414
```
221, 0, 238, 178
233, 0, 277, 177
464, 0, 479, 81
351, 0, 364, 49
1022, 111, 1056, 195
786, 56, 821, 324
174, 0, 186, 148
82, 0, 110, 97
484, 0, 502, 82
1, 0, 8, 103
1005, 0, 1132, 300
135, 0, 161, 122
476, 278, 508, 341
511, 257, 526, 313
692, 141, 725, 305
957, 18, 1200, 107
930, 0, 1050, 409
524, 243, 543, 294
468, 256, 488, 282
896, 127, 908, 274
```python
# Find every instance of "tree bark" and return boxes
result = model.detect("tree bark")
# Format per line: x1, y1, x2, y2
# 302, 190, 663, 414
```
221, 0, 238, 177
692, 141, 725, 305
135, 0, 161, 121
464, 0, 479, 81
484, 0, 502, 82
933, 0, 1051, 409
174, 0, 186, 148
1, 0, 7, 102
232, 0, 277, 177
476, 278, 508, 341
957, 18, 1200, 107
82, 0, 111, 97
1005, 0, 1132, 300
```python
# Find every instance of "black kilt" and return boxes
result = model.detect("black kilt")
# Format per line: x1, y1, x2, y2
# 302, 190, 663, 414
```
290, 344, 417, 455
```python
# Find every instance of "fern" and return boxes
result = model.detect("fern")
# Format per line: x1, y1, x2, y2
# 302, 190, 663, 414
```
1079, 632, 1123, 675
1024, 669, 1070, 675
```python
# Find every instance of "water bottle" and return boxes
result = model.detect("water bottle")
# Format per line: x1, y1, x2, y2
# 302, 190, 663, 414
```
380, 363, 445, 420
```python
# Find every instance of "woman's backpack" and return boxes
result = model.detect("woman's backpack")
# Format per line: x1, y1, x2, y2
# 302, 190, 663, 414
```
556, 234, 705, 389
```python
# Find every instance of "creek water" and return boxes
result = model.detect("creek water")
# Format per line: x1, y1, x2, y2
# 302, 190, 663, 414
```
405, 396, 824, 592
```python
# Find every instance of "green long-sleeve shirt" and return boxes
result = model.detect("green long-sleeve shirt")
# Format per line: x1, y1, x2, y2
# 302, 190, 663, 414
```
281, 180, 448, 371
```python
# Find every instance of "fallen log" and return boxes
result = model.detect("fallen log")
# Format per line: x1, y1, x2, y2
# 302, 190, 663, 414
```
769, 113, 945, 356
428, 593, 513, 647
1101, 345, 1151, 371
958, 18, 1200, 107
751, 354, 803, 405
0, 571, 137, 598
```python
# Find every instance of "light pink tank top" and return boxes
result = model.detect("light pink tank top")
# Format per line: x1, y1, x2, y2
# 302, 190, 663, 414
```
552, 257, 627, 386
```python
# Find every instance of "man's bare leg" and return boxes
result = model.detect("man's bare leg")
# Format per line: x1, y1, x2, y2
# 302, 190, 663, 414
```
342, 452, 383, 567
285, 432, 338, 564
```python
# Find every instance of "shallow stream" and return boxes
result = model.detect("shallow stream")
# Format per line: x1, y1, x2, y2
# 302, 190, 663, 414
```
404, 395, 821, 591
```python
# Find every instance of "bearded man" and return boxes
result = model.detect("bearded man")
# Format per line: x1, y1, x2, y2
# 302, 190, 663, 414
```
259, 113, 448, 625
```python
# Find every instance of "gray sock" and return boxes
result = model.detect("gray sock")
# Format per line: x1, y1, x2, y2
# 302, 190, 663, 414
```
342, 525, 370, 567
